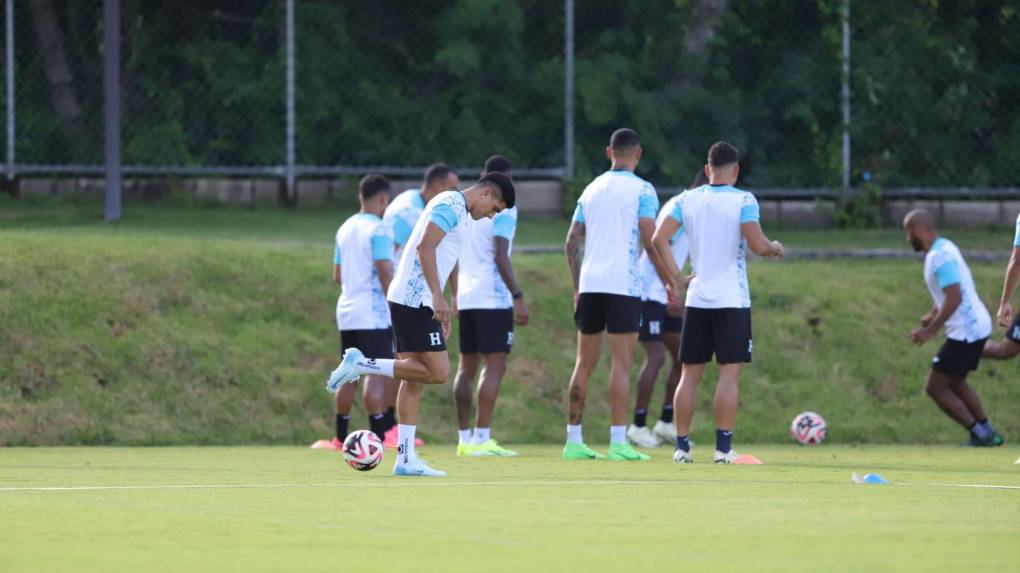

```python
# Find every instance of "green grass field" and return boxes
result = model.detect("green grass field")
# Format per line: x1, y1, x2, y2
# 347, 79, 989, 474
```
1, 445, 1017, 572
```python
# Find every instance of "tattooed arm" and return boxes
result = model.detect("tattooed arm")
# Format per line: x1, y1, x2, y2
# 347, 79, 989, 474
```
565, 220, 585, 310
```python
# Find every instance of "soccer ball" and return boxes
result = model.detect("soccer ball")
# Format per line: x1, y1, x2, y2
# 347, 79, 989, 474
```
342, 430, 384, 471
790, 411, 826, 445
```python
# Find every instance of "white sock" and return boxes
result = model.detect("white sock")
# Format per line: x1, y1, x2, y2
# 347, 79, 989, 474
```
396, 424, 416, 464
356, 358, 395, 377
566, 424, 583, 444
458, 428, 473, 444
610, 425, 627, 445
473, 427, 491, 444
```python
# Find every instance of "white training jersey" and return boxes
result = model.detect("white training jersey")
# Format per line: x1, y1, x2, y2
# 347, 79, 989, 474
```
457, 207, 518, 310
572, 170, 659, 297
640, 195, 689, 304
669, 184, 759, 309
923, 237, 992, 343
387, 191, 469, 310
383, 189, 426, 265
334, 213, 394, 330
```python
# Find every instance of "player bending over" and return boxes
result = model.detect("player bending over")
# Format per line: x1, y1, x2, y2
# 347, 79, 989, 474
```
453, 155, 529, 457
653, 142, 783, 464
327, 173, 516, 476
982, 210, 1020, 361
903, 209, 1003, 446
563, 127, 675, 461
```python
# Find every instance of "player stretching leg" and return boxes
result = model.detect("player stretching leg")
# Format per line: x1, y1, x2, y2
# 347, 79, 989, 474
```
563, 128, 674, 461
654, 142, 784, 464
379, 164, 460, 444
982, 210, 1020, 361
628, 170, 703, 448
324, 175, 396, 449
327, 174, 516, 476
454, 155, 529, 457
903, 210, 1003, 446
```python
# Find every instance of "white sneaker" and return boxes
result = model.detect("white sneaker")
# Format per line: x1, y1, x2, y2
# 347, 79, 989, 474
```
326, 348, 363, 392
672, 449, 693, 464
627, 425, 661, 448
713, 449, 739, 464
652, 420, 676, 443
393, 458, 447, 477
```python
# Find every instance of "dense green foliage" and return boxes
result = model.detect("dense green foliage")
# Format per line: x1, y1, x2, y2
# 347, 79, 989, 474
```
8, 1, 1018, 187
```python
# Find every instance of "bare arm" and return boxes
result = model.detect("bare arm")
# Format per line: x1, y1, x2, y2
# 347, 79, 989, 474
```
417, 222, 452, 336
641, 217, 678, 289
333, 264, 341, 285
374, 260, 393, 294
565, 221, 585, 307
495, 236, 530, 325
741, 221, 784, 259
652, 216, 684, 285
911, 284, 962, 345
997, 247, 1020, 326
449, 263, 459, 314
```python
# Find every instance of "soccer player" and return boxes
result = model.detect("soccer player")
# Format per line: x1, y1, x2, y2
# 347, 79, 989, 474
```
653, 142, 784, 464
327, 173, 516, 476
378, 164, 460, 443
982, 210, 1020, 361
326, 175, 395, 447
627, 171, 704, 448
453, 155, 529, 457
563, 128, 675, 461
902, 209, 1003, 446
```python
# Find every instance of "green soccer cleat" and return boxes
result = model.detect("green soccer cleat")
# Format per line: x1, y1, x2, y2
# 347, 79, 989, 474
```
470, 439, 518, 457
607, 442, 651, 461
456, 442, 474, 456
562, 442, 606, 460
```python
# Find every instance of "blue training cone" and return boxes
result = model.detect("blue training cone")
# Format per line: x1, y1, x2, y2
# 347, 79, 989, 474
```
851, 471, 889, 485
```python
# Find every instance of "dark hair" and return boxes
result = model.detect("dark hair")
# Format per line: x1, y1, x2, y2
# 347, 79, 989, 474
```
423, 163, 456, 190
707, 141, 740, 167
609, 128, 641, 152
688, 168, 709, 189
479, 172, 515, 209
483, 154, 512, 176
359, 174, 390, 200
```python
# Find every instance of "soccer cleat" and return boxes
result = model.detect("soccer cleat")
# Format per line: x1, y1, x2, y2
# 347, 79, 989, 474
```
713, 449, 740, 464
562, 442, 606, 460
469, 439, 518, 457
607, 442, 651, 461
652, 420, 676, 443
673, 449, 693, 464
456, 442, 474, 456
325, 348, 363, 392
393, 458, 447, 477
963, 432, 1006, 447
626, 425, 661, 448
383, 426, 425, 450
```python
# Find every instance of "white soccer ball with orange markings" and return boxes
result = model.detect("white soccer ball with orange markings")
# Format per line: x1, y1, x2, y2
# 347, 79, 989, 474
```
342, 430, 384, 471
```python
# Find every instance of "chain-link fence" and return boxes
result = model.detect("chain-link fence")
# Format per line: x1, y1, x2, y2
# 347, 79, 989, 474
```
2, 0, 1018, 192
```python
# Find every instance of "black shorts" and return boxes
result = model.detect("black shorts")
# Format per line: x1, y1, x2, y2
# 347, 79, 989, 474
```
639, 301, 684, 342
574, 293, 642, 334
932, 338, 987, 377
340, 328, 394, 360
459, 308, 514, 354
681, 307, 752, 364
1008, 312, 1020, 344
388, 302, 447, 353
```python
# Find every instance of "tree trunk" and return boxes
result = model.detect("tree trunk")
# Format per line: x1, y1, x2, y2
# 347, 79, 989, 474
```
680, 0, 730, 88
29, 0, 91, 161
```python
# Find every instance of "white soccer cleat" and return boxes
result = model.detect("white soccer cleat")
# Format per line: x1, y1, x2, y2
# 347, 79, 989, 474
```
672, 449, 693, 464
627, 425, 661, 448
325, 348, 364, 392
652, 420, 676, 443
713, 449, 740, 464
393, 458, 447, 477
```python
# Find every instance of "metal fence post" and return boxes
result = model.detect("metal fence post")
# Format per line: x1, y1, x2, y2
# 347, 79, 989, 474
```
841, 0, 851, 193
285, 0, 296, 204
5, 0, 14, 182
103, 0, 121, 221
564, 0, 574, 181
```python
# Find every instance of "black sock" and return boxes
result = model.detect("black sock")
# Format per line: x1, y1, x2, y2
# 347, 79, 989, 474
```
335, 414, 350, 442
675, 435, 690, 452
716, 428, 733, 453
386, 406, 397, 430
633, 409, 647, 428
369, 413, 387, 440
660, 404, 674, 423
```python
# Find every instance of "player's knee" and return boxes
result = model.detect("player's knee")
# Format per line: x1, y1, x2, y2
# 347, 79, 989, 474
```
925, 380, 939, 398
428, 364, 450, 384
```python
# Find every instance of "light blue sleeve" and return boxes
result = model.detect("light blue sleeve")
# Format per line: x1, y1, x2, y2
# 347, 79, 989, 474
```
391, 217, 413, 247
333, 244, 341, 265
572, 202, 585, 223
371, 235, 394, 261
740, 194, 760, 223
492, 212, 516, 239
429, 203, 459, 233
638, 184, 658, 219
1013, 214, 1019, 247
669, 198, 683, 227
934, 259, 962, 288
